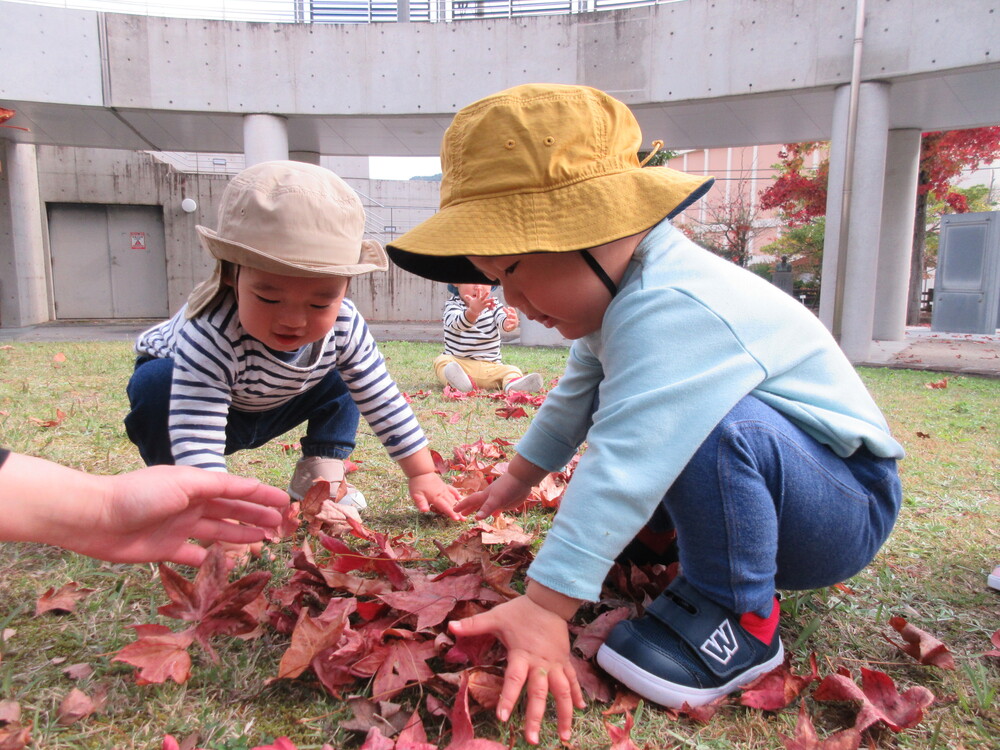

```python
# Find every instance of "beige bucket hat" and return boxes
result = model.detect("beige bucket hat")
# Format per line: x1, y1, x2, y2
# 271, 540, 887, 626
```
186, 160, 387, 318
387, 83, 714, 284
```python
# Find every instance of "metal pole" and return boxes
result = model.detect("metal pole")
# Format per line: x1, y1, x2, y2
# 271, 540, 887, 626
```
831, 0, 866, 340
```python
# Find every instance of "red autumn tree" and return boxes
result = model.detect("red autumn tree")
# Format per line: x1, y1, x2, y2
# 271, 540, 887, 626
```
759, 127, 1000, 323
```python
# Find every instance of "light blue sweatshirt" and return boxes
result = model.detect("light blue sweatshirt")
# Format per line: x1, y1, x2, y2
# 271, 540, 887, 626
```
520, 220, 904, 602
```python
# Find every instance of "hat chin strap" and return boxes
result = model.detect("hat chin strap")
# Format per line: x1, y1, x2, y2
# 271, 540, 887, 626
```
580, 249, 618, 297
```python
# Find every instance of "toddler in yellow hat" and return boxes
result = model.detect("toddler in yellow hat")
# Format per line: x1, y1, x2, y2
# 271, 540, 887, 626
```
125, 160, 462, 529
388, 84, 903, 744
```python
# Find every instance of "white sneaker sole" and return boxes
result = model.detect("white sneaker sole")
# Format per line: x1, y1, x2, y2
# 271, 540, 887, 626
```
596, 640, 784, 708
989, 572, 1000, 591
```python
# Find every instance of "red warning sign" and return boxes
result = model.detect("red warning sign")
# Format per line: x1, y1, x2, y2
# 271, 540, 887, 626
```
130, 232, 146, 250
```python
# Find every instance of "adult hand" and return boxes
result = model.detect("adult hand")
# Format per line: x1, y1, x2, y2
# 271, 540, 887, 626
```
449, 593, 586, 744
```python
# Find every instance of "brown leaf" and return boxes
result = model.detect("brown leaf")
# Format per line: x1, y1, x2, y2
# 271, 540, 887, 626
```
395, 710, 438, 750
56, 688, 95, 726
813, 667, 935, 732
780, 702, 862, 750
572, 607, 631, 659
277, 598, 355, 680
0, 721, 31, 750
0, 701, 20, 724
885, 616, 956, 670
340, 698, 410, 736
62, 663, 94, 680
112, 625, 195, 685
739, 653, 820, 710
35, 582, 94, 615
925, 377, 948, 389
378, 574, 483, 632
465, 668, 503, 710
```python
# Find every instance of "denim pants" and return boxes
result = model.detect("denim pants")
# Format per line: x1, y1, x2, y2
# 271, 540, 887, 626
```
124, 356, 359, 466
657, 395, 901, 617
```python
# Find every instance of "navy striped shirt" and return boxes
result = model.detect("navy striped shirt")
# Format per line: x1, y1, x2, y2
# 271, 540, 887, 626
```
442, 295, 510, 362
135, 292, 426, 471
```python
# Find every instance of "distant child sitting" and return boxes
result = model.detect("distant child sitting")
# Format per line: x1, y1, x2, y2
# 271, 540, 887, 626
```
387, 84, 904, 745
125, 160, 461, 521
435, 283, 543, 393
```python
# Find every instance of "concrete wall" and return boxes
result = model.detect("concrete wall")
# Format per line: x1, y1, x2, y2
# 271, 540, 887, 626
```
26, 147, 444, 323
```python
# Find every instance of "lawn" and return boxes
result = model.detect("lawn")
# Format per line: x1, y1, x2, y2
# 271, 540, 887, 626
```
0, 340, 997, 749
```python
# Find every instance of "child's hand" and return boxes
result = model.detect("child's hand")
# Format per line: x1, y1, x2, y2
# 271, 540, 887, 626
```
408, 472, 464, 521
501, 306, 519, 332
455, 469, 532, 519
462, 285, 496, 319
449, 593, 586, 745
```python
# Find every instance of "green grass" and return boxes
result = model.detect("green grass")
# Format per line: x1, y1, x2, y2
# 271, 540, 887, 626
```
0, 341, 997, 748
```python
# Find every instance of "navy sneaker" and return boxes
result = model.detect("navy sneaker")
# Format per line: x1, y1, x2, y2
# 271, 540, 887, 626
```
596, 577, 783, 707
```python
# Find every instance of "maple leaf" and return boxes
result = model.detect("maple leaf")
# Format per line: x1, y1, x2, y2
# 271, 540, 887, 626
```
884, 616, 956, 670
157, 546, 271, 659
813, 667, 935, 732
112, 625, 195, 685
442, 671, 508, 749
680, 697, 727, 723
477, 516, 532, 546
494, 405, 528, 419
0, 701, 20, 724
378, 573, 484, 631
35, 582, 94, 615
780, 702, 861, 750
925, 377, 948, 389
571, 653, 614, 703
603, 710, 641, 750
277, 597, 356, 679
356, 636, 438, 701
739, 653, 820, 711
0, 716, 31, 750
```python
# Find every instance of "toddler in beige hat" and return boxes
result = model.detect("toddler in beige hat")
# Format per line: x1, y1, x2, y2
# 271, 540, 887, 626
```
125, 161, 462, 539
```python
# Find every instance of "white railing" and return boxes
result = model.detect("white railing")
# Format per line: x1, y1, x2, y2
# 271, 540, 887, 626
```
7, 0, 686, 23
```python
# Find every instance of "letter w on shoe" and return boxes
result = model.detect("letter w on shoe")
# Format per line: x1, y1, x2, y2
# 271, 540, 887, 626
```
700, 620, 739, 665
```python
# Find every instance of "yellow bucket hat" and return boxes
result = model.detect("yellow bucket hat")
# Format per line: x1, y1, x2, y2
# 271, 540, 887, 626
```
186, 160, 387, 318
387, 83, 714, 283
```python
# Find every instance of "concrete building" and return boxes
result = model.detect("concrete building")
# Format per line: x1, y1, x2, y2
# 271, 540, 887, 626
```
2, 0, 999, 360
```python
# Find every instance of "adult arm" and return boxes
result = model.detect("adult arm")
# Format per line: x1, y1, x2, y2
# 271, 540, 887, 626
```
0, 452, 288, 566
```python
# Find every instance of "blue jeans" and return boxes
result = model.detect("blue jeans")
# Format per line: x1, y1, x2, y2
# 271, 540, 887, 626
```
124, 356, 359, 466
658, 396, 901, 617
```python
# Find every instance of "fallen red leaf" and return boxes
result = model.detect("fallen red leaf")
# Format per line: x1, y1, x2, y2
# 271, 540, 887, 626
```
813, 667, 935, 732
35, 582, 94, 615
443, 671, 508, 749
277, 598, 356, 680
885, 616, 956, 670
112, 626, 195, 685
604, 710, 642, 750
739, 653, 820, 710
28, 408, 66, 428
780, 701, 862, 749
925, 377, 948, 389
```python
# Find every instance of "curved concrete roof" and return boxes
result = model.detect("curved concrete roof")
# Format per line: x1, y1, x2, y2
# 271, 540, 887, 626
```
2, 0, 999, 155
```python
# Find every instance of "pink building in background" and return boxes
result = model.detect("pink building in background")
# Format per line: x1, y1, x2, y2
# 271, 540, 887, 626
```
666, 144, 789, 265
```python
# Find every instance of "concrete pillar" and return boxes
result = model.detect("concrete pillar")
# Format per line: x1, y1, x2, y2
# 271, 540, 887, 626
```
819, 85, 850, 330
838, 82, 891, 363
2, 141, 48, 327
873, 129, 921, 341
243, 114, 289, 166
